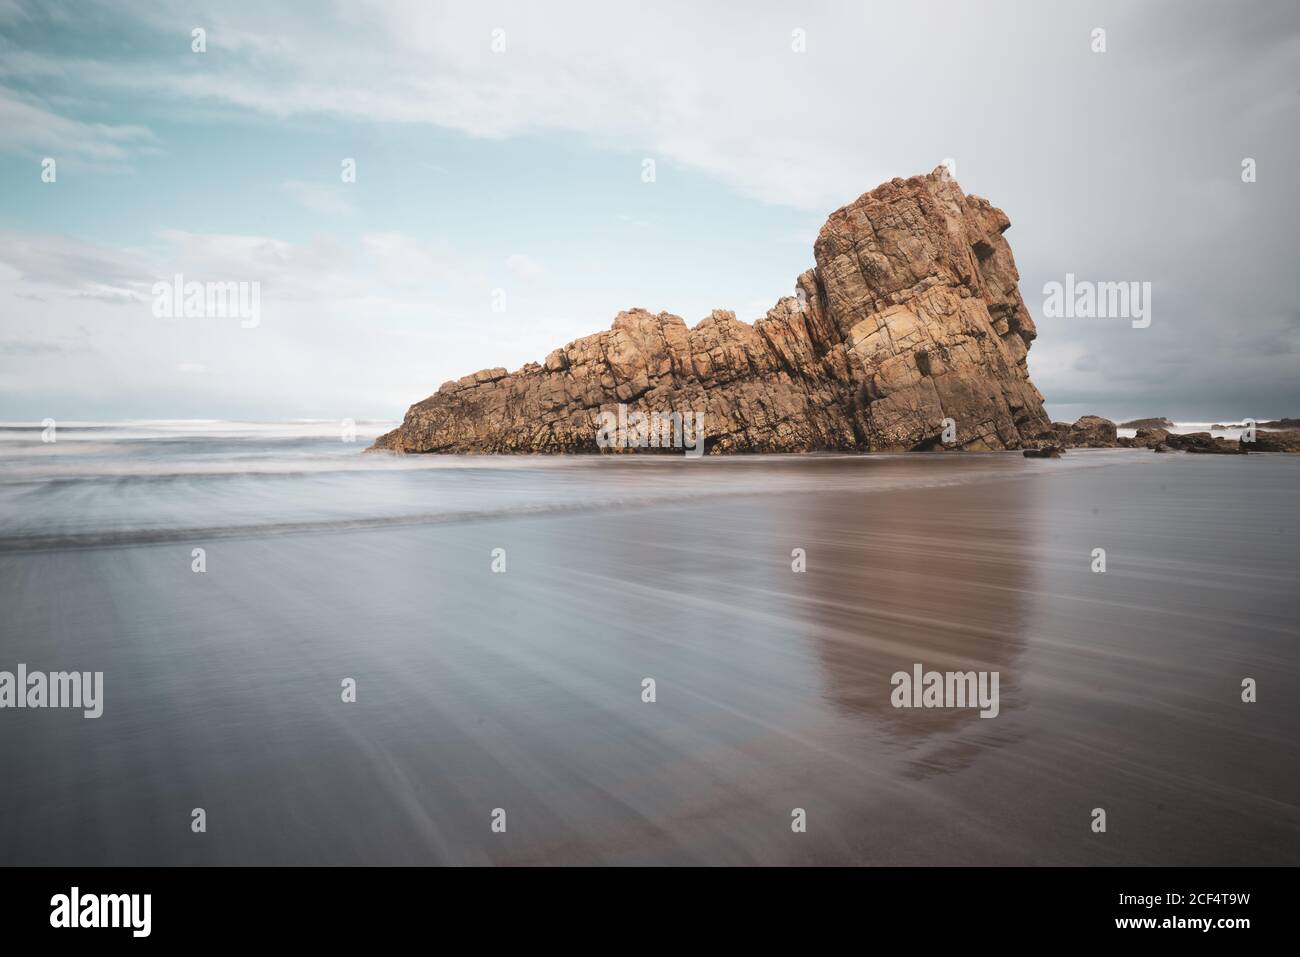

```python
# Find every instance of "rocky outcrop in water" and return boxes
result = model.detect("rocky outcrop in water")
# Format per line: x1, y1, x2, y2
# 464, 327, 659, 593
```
1165, 432, 1246, 454
371, 167, 1054, 454
1246, 429, 1300, 452
1119, 417, 1175, 429
1120, 427, 1170, 449
1118, 428, 1300, 453
1054, 415, 1119, 448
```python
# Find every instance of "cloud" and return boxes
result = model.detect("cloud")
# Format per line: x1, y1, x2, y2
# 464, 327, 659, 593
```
361, 232, 454, 288
156, 229, 369, 301
0, 227, 474, 310
0, 231, 151, 301
0, 1, 1001, 206
0, 86, 155, 166
68, 282, 145, 304
0, 336, 87, 355
505, 253, 544, 278
0, 228, 370, 309
0, 225, 474, 418
282, 179, 356, 217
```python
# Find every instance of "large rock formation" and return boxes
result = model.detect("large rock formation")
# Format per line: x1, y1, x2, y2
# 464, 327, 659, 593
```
372, 167, 1054, 454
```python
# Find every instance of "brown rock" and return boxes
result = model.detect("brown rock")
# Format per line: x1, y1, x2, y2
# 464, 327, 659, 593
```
1119, 417, 1175, 429
1245, 429, 1300, 452
1057, 415, 1119, 448
371, 167, 1053, 454
1165, 432, 1246, 454
1130, 427, 1170, 448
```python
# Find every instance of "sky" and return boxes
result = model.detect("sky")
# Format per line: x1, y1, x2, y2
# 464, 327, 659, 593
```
1, 0, 1297, 423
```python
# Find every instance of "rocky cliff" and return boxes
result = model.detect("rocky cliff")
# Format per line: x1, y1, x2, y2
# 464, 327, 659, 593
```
371, 167, 1054, 454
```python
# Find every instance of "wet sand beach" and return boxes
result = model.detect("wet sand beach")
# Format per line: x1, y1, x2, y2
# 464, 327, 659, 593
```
1, 427, 1297, 864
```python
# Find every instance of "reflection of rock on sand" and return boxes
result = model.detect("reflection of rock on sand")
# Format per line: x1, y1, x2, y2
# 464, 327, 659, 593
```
792, 479, 1036, 776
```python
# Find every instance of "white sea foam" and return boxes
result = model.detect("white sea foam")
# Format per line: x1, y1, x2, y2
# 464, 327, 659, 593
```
0, 421, 1127, 545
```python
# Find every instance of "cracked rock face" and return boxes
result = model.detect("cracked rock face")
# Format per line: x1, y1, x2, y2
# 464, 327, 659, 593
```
371, 167, 1053, 454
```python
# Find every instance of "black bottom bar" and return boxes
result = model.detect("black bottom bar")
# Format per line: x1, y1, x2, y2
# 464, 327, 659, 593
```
0, 866, 1281, 943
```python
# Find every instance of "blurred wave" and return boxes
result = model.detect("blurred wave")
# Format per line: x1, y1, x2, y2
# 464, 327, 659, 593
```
0, 419, 1127, 546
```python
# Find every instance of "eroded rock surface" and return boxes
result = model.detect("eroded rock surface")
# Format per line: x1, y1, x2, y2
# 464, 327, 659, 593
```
1054, 416, 1119, 448
372, 167, 1053, 454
